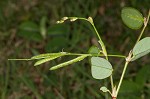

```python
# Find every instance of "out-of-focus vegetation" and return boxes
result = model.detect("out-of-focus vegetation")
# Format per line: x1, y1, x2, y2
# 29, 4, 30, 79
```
0, 0, 150, 99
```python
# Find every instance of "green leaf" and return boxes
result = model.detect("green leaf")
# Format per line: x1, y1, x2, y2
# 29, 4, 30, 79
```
100, 86, 109, 93
50, 55, 88, 70
119, 80, 141, 99
120, 80, 140, 93
135, 65, 150, 89
18, 21, 42, 42
45, 37, 68, 52
47, 24, 69, 36
31, 52, 68, 59
131, 37, 150, 61
121, 7, 144, 29
91, 57, 113, 79
34, 55, 61, 66
88, 46, 101, 56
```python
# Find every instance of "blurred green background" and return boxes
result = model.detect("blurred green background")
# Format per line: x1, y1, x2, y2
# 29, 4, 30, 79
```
0, 0, 150, 99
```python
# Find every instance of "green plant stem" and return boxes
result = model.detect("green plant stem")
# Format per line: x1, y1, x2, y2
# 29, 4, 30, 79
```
103, 55, 113, 92
88, 18, 114, 94
66, 53, 126, 58
106, 54, 126, 58
68, 17, 114, 96
8, 59, 33, 61
76, 17, 102, 41
110, 75, 114, 90
73, 17, 106, 54
116, 61, 129, 97
77, 17, 114, 91
8, 54, 126, 61
61, 17, 114, 96
91, 23, 102, 41
115, 10, 150, 98
135, 9, 150, 44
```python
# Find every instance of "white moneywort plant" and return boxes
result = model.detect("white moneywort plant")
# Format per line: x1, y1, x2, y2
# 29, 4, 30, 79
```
9, 7, 150, 99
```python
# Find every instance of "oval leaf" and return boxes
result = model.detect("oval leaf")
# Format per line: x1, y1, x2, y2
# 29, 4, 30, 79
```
131, 37, 150, 61
121, 7, 144, 29
88, 46, 101, 56
91, 57, 113, 79
50, 55, 88, 70
100, 86, 109, 93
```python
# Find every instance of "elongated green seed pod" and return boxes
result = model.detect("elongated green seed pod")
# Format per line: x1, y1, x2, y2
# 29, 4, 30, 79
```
50, 55, 88, 70
31, 52, 68, 59
34, 55, 61, 66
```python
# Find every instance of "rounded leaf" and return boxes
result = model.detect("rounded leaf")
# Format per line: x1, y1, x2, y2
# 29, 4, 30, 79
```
121, 7, 144, 29
100, 86, 109, 93
131, 37, 150, 61
91, 57, 113, 79
88, 46, 101, 56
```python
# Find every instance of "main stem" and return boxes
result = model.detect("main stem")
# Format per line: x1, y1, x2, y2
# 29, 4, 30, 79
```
70, 16, 115, 97
91, 21, 114, 91
79, 17, 114, 97
116, 61, 129, 96
115, 9, 150, 98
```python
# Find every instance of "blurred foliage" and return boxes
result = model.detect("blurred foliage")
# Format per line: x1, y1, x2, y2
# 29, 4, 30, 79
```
0, 0, 150, 99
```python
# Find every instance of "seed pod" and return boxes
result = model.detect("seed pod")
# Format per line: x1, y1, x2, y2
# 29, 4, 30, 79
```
50, 55, 88, 70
